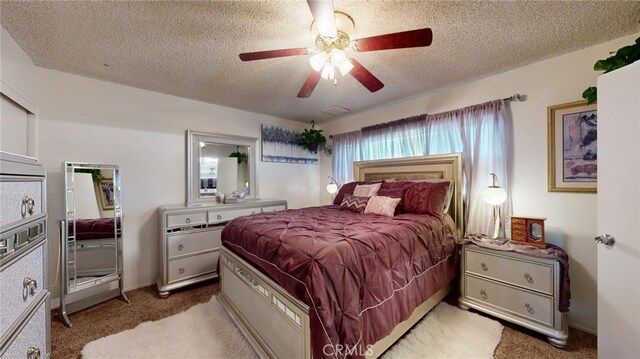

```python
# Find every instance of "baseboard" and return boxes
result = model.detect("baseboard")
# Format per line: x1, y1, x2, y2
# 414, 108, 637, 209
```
569, 322, 597, 336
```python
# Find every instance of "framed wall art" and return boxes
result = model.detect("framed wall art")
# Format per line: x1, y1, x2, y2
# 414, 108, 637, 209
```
98, 178, 115, 210
547, 100, 597, 193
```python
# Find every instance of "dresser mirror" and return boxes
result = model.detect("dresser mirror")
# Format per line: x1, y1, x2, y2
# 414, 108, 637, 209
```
186, 130, 258, 205
59, 162, 129, 326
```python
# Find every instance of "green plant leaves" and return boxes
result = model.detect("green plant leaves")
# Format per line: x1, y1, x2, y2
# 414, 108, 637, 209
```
582, 87, 597, 105
300, 128, 327, 154
583, 36, 640, 103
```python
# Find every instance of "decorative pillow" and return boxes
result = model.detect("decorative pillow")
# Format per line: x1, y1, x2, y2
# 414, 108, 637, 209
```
340, 194, 370, 213
364, 196, 401, 217
380, 180, 410, 190
376, 188, 405, 215
333, 182, 360, 205
403, 180, 452, 216
353, 183, 382, 197
332, 181, 381, 205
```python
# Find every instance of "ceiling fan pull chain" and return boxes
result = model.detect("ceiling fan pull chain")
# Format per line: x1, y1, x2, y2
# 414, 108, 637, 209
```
311, 120, 316, 128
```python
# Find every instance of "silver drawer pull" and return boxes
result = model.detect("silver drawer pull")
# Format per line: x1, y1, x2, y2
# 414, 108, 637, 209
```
27, 347, 41, 359
525, 302, 535, 314
480, 262, 488, 271
22, 277, 38, 300
179, 268, 185, 274
178, 244, 184, 251
480, 289, 487, 300
251, 211, 256, 214
217, 214, 223, 220
185, 218, 191, 224
21, 196, 35, 218
524, 272, 534, 284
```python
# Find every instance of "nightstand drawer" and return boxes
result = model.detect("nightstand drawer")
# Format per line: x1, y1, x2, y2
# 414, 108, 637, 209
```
167, 228, 222, 258
167, 213, 207, 228
262, 205, 286, 213
466, 275, 553, 326
466, 249, 552, 294
208, 208, 257, 224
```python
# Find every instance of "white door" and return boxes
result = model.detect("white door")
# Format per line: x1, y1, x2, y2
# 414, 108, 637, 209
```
596, 61, 640, 358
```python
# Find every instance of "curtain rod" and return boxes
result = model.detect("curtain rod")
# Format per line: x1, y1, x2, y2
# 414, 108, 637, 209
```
328, 93, 523, 139
503, 93, 522, 102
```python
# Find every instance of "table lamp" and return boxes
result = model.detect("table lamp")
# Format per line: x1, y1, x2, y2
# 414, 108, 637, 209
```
481, 173, 507, 238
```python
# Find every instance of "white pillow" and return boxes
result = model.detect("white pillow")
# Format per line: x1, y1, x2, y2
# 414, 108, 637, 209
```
353, 183, 382, 197
364, 196, 401, 217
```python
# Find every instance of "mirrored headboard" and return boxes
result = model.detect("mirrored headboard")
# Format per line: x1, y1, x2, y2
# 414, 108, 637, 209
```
186, 130, 258, 205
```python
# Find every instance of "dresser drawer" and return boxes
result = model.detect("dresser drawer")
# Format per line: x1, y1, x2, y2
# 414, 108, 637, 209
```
262, 205, 286, 213
1, 298, 48, 359
465, 249, 553, 294
0, 243, 44, 333
0, 180, 44, 228
208, 208, 256, 224
466, 275, 553, 326
168, 251, 219, 283
166, 212, 207, 228
167, 228, 222, 258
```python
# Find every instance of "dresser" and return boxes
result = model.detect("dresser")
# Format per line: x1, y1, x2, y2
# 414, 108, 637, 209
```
157, 199, 287, 298
458, 243, 568, 348
0, 152, 50, 358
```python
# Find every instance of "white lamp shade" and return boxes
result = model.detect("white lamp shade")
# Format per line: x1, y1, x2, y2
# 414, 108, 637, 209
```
326, 183, 338, 194
482, 187, 507, 205
309, 52, 328, 71
338, 58, 354, 76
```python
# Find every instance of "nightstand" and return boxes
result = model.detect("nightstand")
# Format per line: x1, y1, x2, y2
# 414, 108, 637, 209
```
458, 243, 568, 348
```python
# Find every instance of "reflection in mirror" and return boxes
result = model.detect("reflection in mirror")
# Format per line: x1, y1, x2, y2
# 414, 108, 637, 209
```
187, 130, 258, 205
199, 143, 249, 198
60, 162, 129, 326
529, 222, 543, 241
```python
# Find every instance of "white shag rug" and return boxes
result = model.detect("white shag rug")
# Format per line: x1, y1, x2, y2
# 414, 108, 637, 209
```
82, 297, 502, 359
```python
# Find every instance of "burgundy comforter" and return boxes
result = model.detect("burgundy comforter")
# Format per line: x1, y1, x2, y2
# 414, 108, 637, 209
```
222, 205, 458, 358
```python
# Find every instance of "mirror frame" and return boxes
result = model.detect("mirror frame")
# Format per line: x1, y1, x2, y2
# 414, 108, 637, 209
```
186, 130, 258, 205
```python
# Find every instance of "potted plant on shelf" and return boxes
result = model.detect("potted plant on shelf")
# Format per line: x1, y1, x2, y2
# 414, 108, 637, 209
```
582, 36, 640, 104
300, 124, 327, 154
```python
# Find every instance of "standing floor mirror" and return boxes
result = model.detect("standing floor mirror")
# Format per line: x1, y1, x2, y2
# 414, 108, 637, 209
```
59, 162, 129, 327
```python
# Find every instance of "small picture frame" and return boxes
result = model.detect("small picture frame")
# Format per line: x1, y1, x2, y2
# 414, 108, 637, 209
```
547, 100, 597, 193
98, 179, 115, 210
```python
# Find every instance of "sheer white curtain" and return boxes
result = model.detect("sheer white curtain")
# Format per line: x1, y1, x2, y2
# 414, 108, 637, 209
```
331, 100, 511, 236
332, 130, 363, 185
360, 115, 428, 161
426, 100, 511, 235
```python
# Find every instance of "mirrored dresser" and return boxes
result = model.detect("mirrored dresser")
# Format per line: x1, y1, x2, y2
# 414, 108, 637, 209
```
157, 199, 287, 298
0, 152, 51, 358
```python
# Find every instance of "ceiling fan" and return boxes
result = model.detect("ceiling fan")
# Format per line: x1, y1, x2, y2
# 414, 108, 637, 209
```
239, 0, 433, 98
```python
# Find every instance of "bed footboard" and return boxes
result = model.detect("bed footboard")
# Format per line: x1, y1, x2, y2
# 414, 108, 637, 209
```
219, 246, 311, 359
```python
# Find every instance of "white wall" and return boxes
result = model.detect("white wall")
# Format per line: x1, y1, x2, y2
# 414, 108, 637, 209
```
36, 68, 320, 300
321, 33, 639, 334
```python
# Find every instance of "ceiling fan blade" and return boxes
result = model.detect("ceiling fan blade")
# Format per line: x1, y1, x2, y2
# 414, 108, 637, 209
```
307, 0, 337, 38
297, 71, 322, 98
239, 48, 310, 61
350, 59, 384, 93
352, 28, 433, 52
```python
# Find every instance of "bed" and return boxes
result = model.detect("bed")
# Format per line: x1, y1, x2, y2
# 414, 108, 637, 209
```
219, 154, 463, 358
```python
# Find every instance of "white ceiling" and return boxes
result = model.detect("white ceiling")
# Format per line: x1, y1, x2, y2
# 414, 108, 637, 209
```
1, 1, 638, 123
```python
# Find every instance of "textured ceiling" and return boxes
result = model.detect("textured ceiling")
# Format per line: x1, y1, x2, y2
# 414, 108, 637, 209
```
1, 1, 639, 123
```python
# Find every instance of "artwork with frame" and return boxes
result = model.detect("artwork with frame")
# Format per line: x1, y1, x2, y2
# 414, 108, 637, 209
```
98, 178, 115, 210
547, 100, 597, 193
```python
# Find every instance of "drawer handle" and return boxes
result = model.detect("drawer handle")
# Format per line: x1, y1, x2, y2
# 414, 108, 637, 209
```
217, 214, 223, 220
251, 211, 256, 214
178, 244, 184, 251
22, 277, 38, 300
525, 302, 535, 314
179, 268, 185, 274
480, 262, 488, 271
524, 272, 534, 284
21, 196, 35, 218
27, 347, 41, 359
185, 218, 191, 224
480, 289, 487, 300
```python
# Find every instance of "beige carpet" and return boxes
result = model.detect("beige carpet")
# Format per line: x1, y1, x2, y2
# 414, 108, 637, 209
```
52, 281, 597, 358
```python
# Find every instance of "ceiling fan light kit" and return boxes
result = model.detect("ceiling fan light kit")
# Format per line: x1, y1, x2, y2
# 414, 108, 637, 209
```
239, 0, 433, 98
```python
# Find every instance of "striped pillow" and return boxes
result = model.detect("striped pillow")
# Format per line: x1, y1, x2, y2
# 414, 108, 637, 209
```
364, 196, 401, 217
340, 194, 370, 213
